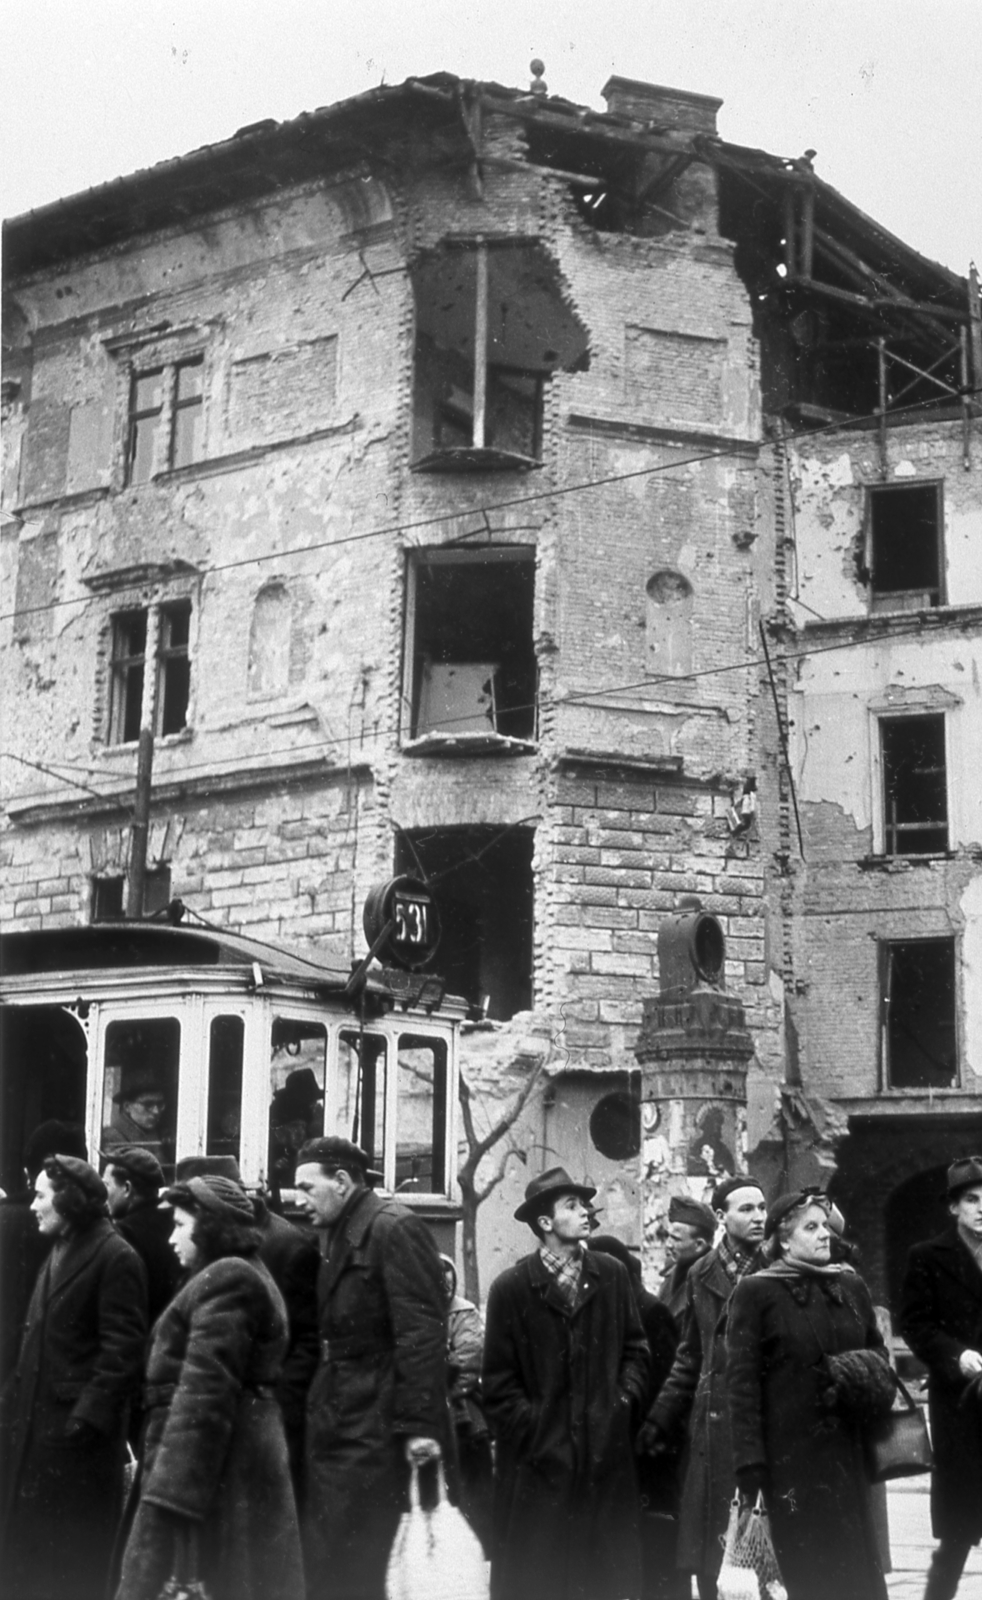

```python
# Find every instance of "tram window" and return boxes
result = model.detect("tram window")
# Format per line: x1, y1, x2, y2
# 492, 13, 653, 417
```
101, 1018, 179, 1173
268, 1019, 326, 1195
207, 1016, 244, 1164
395, 1034, 448, 1196
335, 1032, 387, 1175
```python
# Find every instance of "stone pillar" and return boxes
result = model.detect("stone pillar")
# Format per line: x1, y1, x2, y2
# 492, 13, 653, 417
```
634, 907, 755, 1287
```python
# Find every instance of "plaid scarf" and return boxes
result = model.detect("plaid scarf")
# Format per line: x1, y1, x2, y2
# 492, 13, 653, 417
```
539, 1243, 584, 1310
716, 1231, 763, 1288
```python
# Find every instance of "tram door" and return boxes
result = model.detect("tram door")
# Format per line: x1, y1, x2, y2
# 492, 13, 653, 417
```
0, 1005, 88, 1190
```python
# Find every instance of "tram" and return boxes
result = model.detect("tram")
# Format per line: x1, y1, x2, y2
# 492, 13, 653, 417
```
0, 880, 465, 1248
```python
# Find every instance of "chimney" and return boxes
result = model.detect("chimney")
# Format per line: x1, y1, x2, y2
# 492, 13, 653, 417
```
601, 76, 721, 136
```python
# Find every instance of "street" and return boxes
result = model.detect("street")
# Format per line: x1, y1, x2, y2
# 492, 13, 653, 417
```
885, 1478, 982, 1600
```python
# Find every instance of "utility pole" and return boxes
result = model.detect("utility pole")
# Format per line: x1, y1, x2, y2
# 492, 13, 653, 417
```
126, 602, 160, 918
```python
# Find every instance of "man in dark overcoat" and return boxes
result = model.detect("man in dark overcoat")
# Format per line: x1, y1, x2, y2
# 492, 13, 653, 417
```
658, 1194, 716, 1324
482, 1168, 650, 1600
638, 1176, 767, 1600
294, 1136, 449, 1600
901, 1155, 982, 1600
104, 1144, 182, 1324
0, 1154, 147, 1600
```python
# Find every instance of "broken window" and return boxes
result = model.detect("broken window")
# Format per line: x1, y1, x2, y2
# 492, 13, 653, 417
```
403, 548, 536, 744
882, 939, 957, 1090
91, 865, 171, 921
126, 356, 204, 484
880, 715, 948, 856
108, 600, 191, 744
868, 484, 943, 610
394, 827, 534, 1020
411, 240, 588, 470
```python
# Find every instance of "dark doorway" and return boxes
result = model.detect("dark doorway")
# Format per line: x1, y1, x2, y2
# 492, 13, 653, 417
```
884, 1166, 951, 1313
0, 1005, 88, 1191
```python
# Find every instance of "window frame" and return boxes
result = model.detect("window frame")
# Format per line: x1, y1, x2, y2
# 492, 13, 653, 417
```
106, 598, 193, 746
878, 936, 959, 1093
873, 710, 949, 859
125, 354, 204, 485
865, 480, 945, 612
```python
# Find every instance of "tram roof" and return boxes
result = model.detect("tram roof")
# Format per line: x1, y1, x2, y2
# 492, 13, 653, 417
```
0, 921, 362, 991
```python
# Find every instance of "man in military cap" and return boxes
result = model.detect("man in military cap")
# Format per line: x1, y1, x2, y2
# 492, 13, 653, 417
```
659, 1195, 717, 1324
639, 1174, 767, 1600
901, 1155, 982, 1600
482, 1166, 649, 1600
294, 1135, 449, 1600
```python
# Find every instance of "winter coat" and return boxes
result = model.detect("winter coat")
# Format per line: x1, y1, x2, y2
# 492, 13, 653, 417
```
659, 1256, 701, 1326
254, 1200, 321, 1490
900, 1225, 982, 1544
482, 1248, 650, 1600
636, 1286, 680, 1518
116, 1253, 303, 1600
727, 1265, 889, 1600
304, 1187, 450, 1600
646, 1245, 753, 1579
0, 1218, 147, 1600
0, 1197, 49, 1388
116, 1201, 182, 1324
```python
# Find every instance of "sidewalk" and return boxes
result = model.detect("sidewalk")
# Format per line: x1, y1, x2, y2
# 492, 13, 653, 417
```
886, 1476, 982, 1599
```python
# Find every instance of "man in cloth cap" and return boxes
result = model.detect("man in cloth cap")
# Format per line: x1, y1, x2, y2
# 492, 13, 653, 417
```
482, 1166, 650, 1600
0, 1154, 147, 1600
293, 1136, 450, 1600
103, 1145, 182, 1325
638, 1174, 767, 1600
659, 1195, 717, 1324
901, 1155, 982, 1600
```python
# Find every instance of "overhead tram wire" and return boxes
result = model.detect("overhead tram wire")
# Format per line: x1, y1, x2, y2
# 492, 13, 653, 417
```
0, 609, 965, 799
0, 387, 974, 626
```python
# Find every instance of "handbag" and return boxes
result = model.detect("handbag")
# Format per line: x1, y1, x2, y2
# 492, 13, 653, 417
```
385, 1460, 488, 1600
865, 1373, 933, 1482
718, 1493, 787, 1600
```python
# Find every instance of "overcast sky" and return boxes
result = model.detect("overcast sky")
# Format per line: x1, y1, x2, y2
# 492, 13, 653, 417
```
2, 0, 979, 277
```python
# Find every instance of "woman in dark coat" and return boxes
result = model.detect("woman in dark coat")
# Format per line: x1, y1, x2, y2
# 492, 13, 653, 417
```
116, 1175, 303, 1600
727, 1193, 891, 1600
0, 1155, 147, 1600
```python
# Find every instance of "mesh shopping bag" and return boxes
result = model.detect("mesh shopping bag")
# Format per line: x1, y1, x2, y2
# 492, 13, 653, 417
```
385, 1461, 489, 1600
718, 1494, 787, 1600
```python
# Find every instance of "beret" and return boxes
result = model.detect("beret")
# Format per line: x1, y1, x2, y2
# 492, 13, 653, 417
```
711, 1175, 765, 1214
162, 1174, 255, 1223
764, 1188, 830, 1240
297, 1136, 382, 1183
46, 1154, 107, 1203
947, 1155, 982, 1197
668, 1194, 718, 1238
103, 1145, 164, 1189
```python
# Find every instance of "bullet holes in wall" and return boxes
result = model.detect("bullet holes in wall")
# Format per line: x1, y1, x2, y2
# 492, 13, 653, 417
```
645, 569, 693, 678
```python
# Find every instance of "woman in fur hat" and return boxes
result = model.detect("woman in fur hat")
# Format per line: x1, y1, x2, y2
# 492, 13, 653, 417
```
115, 1175, 303, 1600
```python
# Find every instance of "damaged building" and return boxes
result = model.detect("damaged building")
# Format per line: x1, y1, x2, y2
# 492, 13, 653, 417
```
1, 65, 979, 1307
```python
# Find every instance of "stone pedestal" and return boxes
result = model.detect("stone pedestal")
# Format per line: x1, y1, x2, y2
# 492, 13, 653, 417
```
635, 986, 754, 1286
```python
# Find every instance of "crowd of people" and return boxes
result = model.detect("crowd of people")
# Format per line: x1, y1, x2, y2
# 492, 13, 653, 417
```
0, 1124, 980, 1600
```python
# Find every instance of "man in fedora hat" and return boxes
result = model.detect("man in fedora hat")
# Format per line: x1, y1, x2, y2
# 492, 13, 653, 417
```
294, 1135, 449, 1600
482, 1166, 649, 1600
102, 1067, 170, 1165
901, 1155, 982, 1600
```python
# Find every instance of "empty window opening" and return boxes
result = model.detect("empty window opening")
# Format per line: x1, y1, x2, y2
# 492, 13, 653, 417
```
645, 570, 694, 677
394, 826, 534, 1021
404, 548, 536, 743
881, 715, 948, 856
127, 356, 204, 484
108, 600, 191, 744
869, 484, 943, 610
882, 939, 956, 1090
91, 864, 171, 921
411, 241, 588, 470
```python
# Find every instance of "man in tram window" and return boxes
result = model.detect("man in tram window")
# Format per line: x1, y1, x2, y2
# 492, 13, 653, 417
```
268, 1068, 324, 1199
102, 1067, 172, 1166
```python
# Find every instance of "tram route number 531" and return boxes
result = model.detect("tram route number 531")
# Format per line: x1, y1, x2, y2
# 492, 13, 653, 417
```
363, 876, 442, 971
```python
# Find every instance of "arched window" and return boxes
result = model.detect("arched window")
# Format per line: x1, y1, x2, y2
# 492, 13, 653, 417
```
248, 582, 292, 699
645, 569, 693, 677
